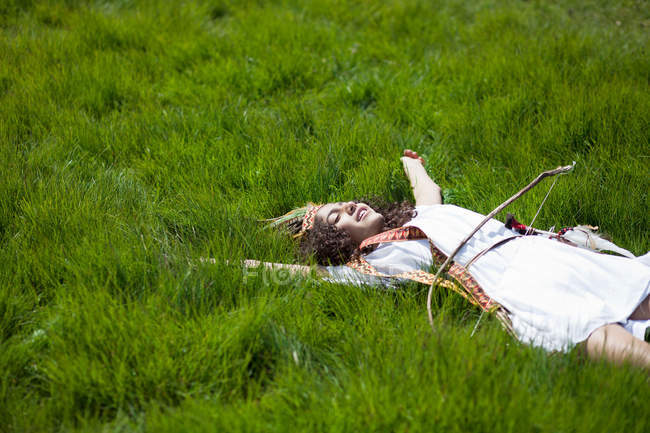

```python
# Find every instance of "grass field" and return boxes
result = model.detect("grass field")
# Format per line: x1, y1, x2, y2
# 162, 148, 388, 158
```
1, 0, 649, 431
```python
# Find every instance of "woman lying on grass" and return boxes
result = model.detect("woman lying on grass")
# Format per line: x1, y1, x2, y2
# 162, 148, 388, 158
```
250, 150, 650, 369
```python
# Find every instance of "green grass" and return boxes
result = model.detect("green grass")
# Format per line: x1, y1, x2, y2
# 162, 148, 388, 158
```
1, 0, 649, 431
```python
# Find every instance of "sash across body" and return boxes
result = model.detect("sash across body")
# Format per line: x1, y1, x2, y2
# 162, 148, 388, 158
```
345, 225, 516, 335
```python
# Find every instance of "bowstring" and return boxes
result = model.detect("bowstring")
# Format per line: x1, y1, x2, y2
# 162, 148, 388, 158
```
525, 174, 559, 235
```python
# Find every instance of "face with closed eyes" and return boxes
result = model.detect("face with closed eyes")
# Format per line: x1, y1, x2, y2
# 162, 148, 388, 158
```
315, 201, 385, 245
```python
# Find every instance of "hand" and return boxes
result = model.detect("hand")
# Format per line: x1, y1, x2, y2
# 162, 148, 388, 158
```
403, 149, 425, 165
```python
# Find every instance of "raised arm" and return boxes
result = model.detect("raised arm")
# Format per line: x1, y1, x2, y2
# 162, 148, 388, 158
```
401, 149, 442, 206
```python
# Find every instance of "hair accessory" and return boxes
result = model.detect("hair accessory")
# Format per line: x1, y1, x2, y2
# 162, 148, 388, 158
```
262, 202, 324, 238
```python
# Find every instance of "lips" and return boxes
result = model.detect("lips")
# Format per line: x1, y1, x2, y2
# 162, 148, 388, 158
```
356, 206, 367, 222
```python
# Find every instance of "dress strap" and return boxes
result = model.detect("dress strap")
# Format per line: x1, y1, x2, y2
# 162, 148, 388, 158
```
352, 224, 515, 335
359, 226, 428, 249
346, 255, 457, 289
347, 225, 511, 318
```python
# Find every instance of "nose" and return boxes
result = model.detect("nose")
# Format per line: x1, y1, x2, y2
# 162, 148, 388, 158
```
344, 202, 356, 216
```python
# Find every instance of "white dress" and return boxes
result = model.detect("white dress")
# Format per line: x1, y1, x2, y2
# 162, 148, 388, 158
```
327, 204, 650, 352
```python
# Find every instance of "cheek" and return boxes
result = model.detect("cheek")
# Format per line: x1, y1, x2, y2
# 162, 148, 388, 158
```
341, 220, 360, 236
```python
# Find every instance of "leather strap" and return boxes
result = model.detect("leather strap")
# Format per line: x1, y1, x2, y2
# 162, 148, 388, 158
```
464, 235, 520, 269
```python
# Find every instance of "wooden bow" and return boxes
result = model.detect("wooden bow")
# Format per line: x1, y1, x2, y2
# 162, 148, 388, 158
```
426, 162, 575, 331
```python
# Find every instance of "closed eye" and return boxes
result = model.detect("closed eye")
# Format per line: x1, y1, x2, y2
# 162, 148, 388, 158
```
327, 203, 344, 225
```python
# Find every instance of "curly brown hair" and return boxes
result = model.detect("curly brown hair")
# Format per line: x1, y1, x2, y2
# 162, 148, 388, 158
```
300, 199, 417, 265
